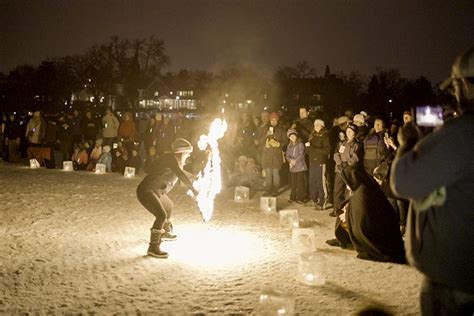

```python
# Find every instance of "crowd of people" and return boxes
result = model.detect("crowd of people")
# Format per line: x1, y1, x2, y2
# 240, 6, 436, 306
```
0, 109, 197, 175
0, 104, 419, 236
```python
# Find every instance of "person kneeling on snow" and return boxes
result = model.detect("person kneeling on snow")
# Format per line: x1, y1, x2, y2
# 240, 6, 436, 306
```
326, 166, 406, 264
136, 138, 198, 259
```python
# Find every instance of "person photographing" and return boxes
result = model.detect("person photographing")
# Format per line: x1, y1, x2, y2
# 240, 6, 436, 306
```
390, 48, 474, 315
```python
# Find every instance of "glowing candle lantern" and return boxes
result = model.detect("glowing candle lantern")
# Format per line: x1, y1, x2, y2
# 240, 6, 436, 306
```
63, 161, 73, 171
257, 288, 295, 316
124, 167, 135, 178
292, 228, 316, 253
260, 197, 277, 213
234, 186, 250, 202
29, 159, 40, 169
296, 252, 327, 286
279, 209, 299, 229
95, 163, 106, 174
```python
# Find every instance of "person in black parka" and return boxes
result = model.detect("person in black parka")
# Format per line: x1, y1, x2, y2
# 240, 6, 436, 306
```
136, 138, 197, 259
333, 165, 406, 264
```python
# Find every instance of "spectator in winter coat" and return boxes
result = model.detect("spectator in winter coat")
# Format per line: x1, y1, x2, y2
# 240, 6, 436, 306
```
254, 110, 270, 166
363, 117, 390, 176
83, 110, 98, 145
229, 155, 261, 191
328, 166, 406, 264
86, 138, 103, 171
143, 117, 156, 157
306, 119, 331, 209
96, 145, 112, 172
101, 108, 120, 147
143, 146, 160, 174
153, 116, 175, 153
43, 115, 58, 169
327, 115, 351, 206
57, 114, 74, 164
295, 107, 313, 143
286, 129, 308, 203
25, 111, 47, 165
112, 142, 128, 173
4, 113, 22, 163
70, 110, 83, 144
234, 112, 256, 159
260, 112, 288, 196
353, 114, 369, 142
332, 123, 363, 217
118, 112, 137, 155
128, 148, 143, 174
71, 142, 89, 170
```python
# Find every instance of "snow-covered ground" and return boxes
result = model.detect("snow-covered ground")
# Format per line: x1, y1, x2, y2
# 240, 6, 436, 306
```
0, 162, 422, 315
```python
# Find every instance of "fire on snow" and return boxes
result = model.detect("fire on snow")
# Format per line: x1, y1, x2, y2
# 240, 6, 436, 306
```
191, 118, 228, 222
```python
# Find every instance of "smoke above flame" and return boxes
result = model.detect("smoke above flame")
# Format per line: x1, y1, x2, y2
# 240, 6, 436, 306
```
192, 118, 228, 222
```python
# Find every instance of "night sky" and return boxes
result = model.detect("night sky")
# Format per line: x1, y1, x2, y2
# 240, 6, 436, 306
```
1, 0, 473, 83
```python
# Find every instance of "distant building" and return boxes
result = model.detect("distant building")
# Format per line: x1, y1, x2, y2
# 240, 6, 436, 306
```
138, 77, 198, 111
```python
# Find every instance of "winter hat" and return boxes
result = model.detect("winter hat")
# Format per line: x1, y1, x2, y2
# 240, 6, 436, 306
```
314, 119, 325, 127
103, 145, 111, 153
337, 116, 350, 125
95, 138, 103, 146
238, 155, 248, 163
353, 114, 365, 125
346, 123, 358, 134
287, 128, 298, 138
360, 111, 368, 118
270, 112, 279, 120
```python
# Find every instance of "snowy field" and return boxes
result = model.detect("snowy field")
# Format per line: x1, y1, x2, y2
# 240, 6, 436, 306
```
0, 162, 422, 315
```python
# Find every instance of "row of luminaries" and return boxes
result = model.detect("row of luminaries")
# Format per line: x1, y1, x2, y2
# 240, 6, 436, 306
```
234, 185, 325, 315
29, 158, 136, 177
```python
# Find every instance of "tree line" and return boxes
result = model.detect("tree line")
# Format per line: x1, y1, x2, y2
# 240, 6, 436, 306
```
0, 35, 450, 119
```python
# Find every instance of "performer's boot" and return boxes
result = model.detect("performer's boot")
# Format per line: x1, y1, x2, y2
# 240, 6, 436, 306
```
162, 220, 177, 241
147, 228, 168, 258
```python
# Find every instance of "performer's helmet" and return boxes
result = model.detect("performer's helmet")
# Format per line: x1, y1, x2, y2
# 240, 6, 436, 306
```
171, 138, 193, 154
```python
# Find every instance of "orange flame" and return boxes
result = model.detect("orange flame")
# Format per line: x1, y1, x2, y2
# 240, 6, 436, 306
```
192, 118, 228, 222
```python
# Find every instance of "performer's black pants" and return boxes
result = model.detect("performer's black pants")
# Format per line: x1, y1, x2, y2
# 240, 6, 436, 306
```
136, 183, 173, 230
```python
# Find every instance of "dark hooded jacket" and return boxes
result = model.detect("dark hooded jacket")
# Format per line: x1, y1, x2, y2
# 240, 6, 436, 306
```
337, 166, 406, 264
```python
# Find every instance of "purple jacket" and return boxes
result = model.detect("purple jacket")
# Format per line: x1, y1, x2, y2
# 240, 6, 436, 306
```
286, 141, 307, 173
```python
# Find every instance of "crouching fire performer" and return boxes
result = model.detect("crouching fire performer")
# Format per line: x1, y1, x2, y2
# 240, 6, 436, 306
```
137, 138, 197, 258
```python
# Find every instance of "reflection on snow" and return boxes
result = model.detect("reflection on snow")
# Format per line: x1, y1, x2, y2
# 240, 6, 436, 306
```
163, 223, 268, 268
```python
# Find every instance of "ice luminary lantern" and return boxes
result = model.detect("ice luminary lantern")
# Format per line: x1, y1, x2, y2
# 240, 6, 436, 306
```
234, 186, 250, 202
260, 196, 277, 213
296, 252, 327, 286
279, 209, 299, 229
63, 161, 73, 171
29, 159, 40, 169
292, 228, 316, 253
95, 163, 106, 174
124, 167, 135, 178
257, 288, 295, 315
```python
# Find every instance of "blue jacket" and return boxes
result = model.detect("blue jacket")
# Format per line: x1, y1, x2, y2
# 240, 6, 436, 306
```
391, 114, 474, 294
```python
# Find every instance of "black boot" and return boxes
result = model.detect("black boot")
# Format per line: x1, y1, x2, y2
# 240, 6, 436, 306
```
147, 228, 168, 258
162, 220, 177, 241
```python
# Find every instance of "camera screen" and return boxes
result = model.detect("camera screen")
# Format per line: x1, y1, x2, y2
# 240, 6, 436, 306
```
415, 105, 444, 127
